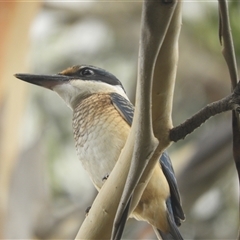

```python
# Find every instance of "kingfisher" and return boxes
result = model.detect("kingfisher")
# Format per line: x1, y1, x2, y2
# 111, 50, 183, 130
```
15, 65, 185, 239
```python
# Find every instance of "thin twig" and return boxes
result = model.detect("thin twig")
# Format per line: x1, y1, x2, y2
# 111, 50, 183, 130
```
218, 1, 240, 239
170, 94, 233, 142
218, 1, 239, 89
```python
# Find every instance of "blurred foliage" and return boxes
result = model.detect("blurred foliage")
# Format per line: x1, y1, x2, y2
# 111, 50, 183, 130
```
184, 2, 240, 56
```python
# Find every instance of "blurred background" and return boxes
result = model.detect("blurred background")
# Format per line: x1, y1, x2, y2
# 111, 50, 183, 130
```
0, 1, 239, 239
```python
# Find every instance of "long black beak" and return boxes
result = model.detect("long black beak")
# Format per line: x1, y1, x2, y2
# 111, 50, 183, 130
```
14, 73, 71, 90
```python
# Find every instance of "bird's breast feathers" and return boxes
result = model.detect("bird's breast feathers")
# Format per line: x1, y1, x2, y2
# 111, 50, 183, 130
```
72, 93, 130, 188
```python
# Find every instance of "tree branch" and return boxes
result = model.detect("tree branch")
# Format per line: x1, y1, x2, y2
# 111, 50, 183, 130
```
218, 1, 239, 89
218, 1, 240, 239
170, 82, 240, 142
112, 1, 180, 239
170, 95, 231, 142
75, 2, 179, 239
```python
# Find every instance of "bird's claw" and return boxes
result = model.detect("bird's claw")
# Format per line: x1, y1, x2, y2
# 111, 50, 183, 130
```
85, 206, 91, 216
102, 173, 109, 181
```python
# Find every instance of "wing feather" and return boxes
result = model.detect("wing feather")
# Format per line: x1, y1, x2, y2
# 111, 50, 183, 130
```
110, 92, 134, 126
110, 92, 185, 226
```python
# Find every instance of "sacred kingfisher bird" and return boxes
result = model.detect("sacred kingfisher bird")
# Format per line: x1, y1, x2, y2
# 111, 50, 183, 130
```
15, 65, 185, 239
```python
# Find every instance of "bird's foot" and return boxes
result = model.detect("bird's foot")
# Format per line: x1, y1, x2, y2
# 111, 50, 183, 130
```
102, 173, 109, 181
85, 206, 91, 217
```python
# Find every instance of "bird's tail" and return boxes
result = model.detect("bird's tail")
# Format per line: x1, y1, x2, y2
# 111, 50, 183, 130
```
153, 197, 184, 240
152, 226, 183, 240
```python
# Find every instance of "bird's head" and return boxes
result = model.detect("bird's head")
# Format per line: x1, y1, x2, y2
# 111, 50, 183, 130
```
15, 65, 128, 109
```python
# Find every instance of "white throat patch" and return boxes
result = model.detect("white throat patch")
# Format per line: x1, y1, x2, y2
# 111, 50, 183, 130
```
53, 80, 128, 109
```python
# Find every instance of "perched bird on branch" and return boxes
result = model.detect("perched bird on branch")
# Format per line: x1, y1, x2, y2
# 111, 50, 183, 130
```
15, 65, 185, 239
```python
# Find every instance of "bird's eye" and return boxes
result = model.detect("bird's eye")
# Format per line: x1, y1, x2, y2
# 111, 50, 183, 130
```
81, 68, 94, 76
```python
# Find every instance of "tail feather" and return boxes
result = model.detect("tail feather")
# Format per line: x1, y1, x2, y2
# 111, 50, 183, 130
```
153, 226, 183, 240
152, 204, 183, 240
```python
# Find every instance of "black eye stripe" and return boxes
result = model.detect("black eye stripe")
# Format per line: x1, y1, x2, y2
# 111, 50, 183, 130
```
61, 65, 126, 93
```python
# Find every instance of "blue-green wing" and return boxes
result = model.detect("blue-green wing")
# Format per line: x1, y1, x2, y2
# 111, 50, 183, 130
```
110, 92, 134, 126
160, 152, 185, 225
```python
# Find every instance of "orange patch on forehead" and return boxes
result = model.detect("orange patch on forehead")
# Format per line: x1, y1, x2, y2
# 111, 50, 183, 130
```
59, 65, 82, 76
